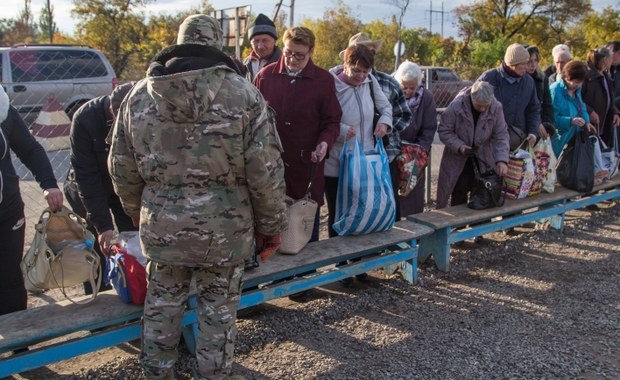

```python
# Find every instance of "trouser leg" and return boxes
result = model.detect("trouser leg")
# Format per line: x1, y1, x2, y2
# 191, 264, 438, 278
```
451, 158, 475, 206
324, 176, 339, 238
0, 210, 27, 315
140, 262, 191, 380
194, 263, 244, 380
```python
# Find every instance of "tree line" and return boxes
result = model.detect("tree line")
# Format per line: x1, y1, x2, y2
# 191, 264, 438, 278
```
1, 0, 618, 81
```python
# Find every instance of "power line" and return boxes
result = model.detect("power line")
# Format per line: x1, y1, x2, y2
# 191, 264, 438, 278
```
427, 1, 447, 38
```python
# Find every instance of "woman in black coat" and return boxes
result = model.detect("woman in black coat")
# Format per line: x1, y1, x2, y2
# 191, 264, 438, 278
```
0, 86, 63, 317
581, 47, 620, 147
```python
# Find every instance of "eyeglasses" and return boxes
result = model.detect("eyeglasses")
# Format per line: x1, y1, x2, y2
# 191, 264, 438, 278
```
283, 49, 309, 61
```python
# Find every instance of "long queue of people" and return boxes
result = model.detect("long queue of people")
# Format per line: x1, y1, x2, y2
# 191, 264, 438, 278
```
1, 11, 618, 379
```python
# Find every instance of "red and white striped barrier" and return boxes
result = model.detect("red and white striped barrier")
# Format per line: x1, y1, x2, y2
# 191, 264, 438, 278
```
31, 96, 71, 151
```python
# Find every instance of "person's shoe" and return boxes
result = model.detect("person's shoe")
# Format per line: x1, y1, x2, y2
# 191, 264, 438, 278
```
504, 228, 521, 236
237, 305, 260, 319
12, 347, 29, 355
288, 289, 312, 302
339, 277, 354, 287
473, 236, 484, 244
585, 204, 601, 211
355, 273, 369, 281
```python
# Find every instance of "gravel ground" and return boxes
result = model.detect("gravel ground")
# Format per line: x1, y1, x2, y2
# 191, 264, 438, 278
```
10, 200, 620, 380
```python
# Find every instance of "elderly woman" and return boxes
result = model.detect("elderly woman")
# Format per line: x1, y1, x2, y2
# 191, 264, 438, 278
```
581, 47, 620, 148
254, 26, 341, 243
393, 60, 437, 216
324, 44, 392, 238
437, 81, 509, 209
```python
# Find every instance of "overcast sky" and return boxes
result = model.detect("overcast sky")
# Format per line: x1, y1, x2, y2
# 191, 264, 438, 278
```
4, 0, 618, 41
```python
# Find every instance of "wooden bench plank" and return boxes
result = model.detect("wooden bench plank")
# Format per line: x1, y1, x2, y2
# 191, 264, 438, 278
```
411, 179, 620, 273
243, 220, 433, 287
0, 292, 142, 353
409, 186, 577, 229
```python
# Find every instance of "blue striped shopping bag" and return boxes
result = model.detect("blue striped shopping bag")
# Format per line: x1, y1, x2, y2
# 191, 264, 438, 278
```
333, 137, 396, 235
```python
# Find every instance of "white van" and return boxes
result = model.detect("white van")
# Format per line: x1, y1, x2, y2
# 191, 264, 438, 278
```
0, 44, 117, 121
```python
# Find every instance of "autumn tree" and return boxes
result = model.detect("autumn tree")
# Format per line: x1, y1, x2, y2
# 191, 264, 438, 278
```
72, 0, 148, 78
454, 0, 591, 43
2, 0, 37, 45
300, 1, 361, 70
39, 0, 57, 43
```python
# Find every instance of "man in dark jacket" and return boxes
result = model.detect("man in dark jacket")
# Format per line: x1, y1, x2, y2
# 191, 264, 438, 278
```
479, 43, 541, 149
66, 83, 137, 284
243, 13, 282, 81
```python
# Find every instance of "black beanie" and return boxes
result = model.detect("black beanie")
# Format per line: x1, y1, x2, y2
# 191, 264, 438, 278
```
248, 13, 277, 40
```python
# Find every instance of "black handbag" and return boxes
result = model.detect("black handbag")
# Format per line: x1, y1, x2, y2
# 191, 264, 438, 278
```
557, 130, 595, 192
468, 158, 505, 210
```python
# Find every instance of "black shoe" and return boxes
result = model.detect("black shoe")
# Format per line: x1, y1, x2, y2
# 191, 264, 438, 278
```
237, 305, 260, 319
12, 347, 29, 355
585, 204, 600, 211
355, 273, 369, 281
473, 236, 484, 244
339, 277, 354, 287
288, 289, 312, 302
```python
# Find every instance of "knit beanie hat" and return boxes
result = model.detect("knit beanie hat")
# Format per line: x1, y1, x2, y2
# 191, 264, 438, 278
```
504, 43, 530, 66
177, 14, 223, 50
248, 13, 277, 40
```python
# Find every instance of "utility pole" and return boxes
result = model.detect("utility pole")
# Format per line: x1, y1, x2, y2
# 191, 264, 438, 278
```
427, 1, 447, 38
273, 0, 295, 28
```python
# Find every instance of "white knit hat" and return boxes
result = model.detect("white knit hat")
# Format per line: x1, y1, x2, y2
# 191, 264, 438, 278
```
504, 43, 530, 66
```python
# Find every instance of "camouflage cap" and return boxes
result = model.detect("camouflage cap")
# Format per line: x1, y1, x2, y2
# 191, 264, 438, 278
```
177, 14, 223, 49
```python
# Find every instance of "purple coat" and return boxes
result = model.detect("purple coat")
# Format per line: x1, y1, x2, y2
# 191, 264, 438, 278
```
436, 88, 509, 209
254, 58, 342, 206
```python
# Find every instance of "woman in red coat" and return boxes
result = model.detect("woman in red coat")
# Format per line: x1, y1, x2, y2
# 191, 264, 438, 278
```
254, 26, 342, 241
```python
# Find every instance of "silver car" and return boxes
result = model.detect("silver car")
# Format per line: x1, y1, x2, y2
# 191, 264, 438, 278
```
0, 44, 117, 123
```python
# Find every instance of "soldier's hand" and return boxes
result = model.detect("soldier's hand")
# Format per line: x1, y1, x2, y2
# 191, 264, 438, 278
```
255, 233, 281, 261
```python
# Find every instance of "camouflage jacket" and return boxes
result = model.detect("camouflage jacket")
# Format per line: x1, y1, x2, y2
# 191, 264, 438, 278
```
108, 44, 287, 267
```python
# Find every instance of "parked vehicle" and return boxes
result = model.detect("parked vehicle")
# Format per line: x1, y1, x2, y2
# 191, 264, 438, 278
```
0, 44, 117, 121
420, 66, 472, 108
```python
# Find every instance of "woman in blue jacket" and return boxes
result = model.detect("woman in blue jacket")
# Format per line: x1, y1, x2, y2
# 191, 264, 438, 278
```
549, 60, 596, 157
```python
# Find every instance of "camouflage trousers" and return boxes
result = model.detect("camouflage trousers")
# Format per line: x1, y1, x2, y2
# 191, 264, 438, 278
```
140, 261, 244, 380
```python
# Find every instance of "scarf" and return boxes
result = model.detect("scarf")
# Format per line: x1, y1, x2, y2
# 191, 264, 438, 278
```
406, 86, 425, 115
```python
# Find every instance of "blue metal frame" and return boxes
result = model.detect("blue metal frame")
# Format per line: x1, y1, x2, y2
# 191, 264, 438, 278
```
0, 238, 421, 378
418, 184, 620, 272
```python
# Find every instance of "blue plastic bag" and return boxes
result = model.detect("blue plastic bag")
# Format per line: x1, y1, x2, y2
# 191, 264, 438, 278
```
333, 137, 395, 235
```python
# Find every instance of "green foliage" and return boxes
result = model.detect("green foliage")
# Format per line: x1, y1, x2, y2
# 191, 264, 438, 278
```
0, 0, 613, 86
300, 2, 361, 71
72, 0, 149, 78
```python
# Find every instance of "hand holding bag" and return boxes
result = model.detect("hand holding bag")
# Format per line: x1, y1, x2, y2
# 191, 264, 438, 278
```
468, 157, 505, 210
396, 143, 429, 197
533, 138, 557, 193
21, 206, 101, 304
333, 137, 396, 235
557, 130, 595, 192
279, 165, 318, 254
596, 130, 619, 180
503, 142, 539, 199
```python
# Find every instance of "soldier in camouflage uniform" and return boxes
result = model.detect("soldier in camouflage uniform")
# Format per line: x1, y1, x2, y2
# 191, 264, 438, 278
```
108, 14, 287, 380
